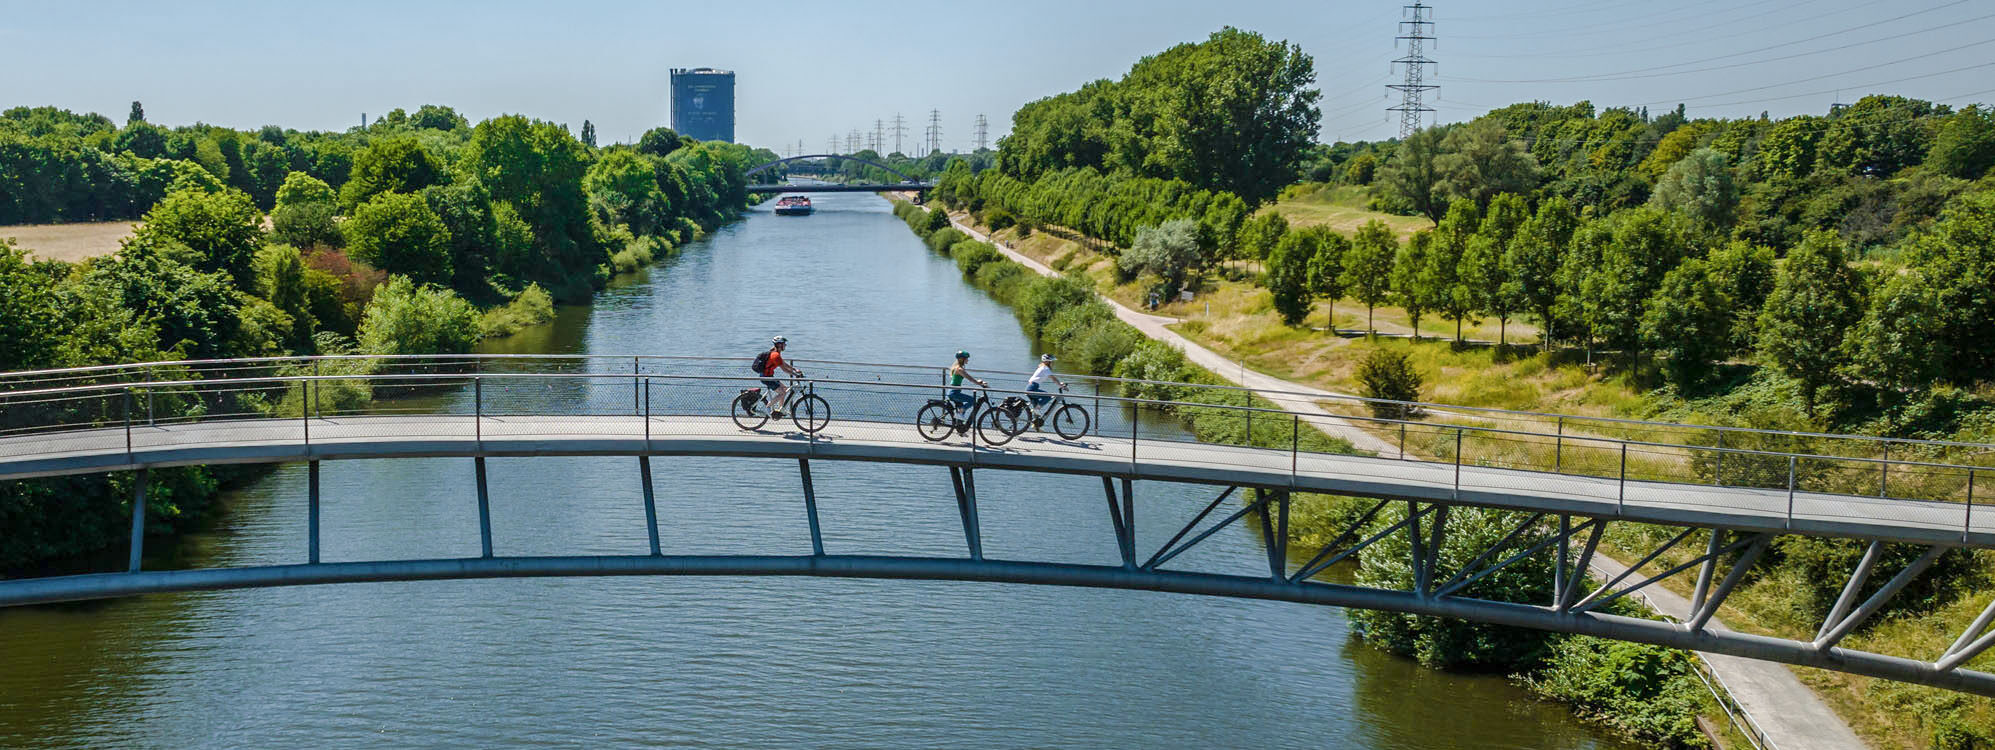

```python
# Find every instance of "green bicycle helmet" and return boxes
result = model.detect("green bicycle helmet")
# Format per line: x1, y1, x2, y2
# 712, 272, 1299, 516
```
955, 350, 971, 360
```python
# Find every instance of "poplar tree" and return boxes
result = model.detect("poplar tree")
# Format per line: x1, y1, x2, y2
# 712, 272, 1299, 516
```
1266, 230, 1316, 325
1392, 230, 1437, 340
1341, 220, 1397, 336
1461, 193, 1528, 345
1307, 228, 1349, 331
1502, 196, 1576, 349
1429, 198, 1480, 342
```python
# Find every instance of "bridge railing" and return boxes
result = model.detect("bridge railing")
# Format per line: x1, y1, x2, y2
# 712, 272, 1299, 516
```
4, 353, 1992, 471
0, 364, 1987, 542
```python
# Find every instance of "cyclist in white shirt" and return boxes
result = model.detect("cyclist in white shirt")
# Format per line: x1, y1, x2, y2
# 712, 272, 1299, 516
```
1025, 353, 1066, 415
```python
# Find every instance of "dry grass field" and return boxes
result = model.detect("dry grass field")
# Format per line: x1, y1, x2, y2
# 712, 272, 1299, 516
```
1, 222, 138, 262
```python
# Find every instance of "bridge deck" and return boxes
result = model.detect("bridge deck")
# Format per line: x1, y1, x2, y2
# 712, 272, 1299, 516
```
1, 415, 1982, 548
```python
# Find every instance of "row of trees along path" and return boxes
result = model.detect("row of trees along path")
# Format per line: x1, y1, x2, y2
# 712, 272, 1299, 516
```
939, 207, 1865, 750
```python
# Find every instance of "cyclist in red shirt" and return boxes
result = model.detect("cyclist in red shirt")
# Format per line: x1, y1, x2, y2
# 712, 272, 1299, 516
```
752, 336, 806, 418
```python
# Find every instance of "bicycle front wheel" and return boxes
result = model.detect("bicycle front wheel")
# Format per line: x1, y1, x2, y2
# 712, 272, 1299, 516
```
1051, 403, 1090, 440
791, 393, 831, 434
976, 407, 1020, 446
730, 391, 770, 431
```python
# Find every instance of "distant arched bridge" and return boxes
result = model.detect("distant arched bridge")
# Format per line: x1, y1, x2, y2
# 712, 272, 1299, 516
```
3, 354, 1994, 696
745, 154, 933, 193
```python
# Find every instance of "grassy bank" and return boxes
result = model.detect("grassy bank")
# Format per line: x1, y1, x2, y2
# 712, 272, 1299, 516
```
893, 197, 1736, 748
933, 198, 1995, 747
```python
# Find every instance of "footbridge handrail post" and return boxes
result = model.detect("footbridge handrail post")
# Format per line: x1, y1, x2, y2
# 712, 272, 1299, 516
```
474, 376, 483, 448
1967, 470, 1977, 543
1786, 455, 1799, 528
1618, 442, 1627, 513
122, 386, 133, 461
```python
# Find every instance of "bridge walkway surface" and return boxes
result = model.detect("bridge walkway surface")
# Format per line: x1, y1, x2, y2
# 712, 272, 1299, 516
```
947, 213, 1869, 750
2, 414, 1985, 548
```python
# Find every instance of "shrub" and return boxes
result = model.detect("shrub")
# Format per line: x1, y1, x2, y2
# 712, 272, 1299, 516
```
1351, 505, 1558, 670
985, 207, 1017, 232
1356, 348, 1423, 418
1066, 321, 1141, 376
1524, 637, 1709, 749
1113, 341, 1191, 401
1118, 218, 1201, 295
1014, 275, 1096, 337
973, 257, 1027, 295
271, 200, 342, 249
356, 275, 481, 355
925, 227, 967, 254
923, 206, 951, 233
950, 240, 1002, 276
479, 284, 555, 338
1041, 302, 1118, 349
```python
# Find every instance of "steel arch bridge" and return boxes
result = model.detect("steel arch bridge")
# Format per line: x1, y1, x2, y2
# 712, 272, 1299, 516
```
744, 154, 933, 193
4, 354, 1995, 696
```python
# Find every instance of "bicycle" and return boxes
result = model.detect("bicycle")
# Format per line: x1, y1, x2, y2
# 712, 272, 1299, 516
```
730, 374, 830, 433
999, 385, 1090, 443
914, 388, 1016, 445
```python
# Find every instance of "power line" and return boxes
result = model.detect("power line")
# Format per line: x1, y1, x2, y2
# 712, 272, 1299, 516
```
1649, 38, 1995, 106
1456, 5, 1988, 85
1452, 0, 1877, 60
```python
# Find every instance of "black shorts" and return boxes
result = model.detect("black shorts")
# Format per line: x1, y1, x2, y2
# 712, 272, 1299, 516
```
761, 379, 782, 390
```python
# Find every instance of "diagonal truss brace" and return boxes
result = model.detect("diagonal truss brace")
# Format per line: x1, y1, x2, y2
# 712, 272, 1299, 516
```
1288, 499, 1391, 583
1568, 527, 1761, 615
1143, 486, 1268, 571
1436, 517, 1601, 600
1686, 534, 1772, 631
1557, 520, 1606, 612
1281, 503, 1439, 587
1938, 597, 1995, 673
1814, 544, 1946, 651
1569, 526, 1699, 612
1102, 478, 1135, 568
1257, 490, 1292, 580
949, 467, 982, 561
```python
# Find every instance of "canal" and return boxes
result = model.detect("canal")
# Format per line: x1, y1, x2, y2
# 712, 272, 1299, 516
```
0, 192, 1636, 748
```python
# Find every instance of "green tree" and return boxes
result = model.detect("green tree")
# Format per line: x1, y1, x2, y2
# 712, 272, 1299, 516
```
1462, 193, 1528, 344
1236, 212, 1288, 261
635, 127, 685, 157
1649, 147, 1739, 229
1757, 231, 1864, 414
1754, 116, 1822, 180
1437, 120, 1540, 211
465, 115, 596, 288
344, 192, 453, 285
0, 241, 64, 368
1266, 229, 1316, 325
1392, 230, 1438, 339
1120, 219, 1203, 298
411, 104, 468, 132
87, 238, 243, 360
1341, 220, 1397, 335
1503, 196, 1576, 349
127, 101, 144, 125
1380, 128, 1447, 223
1307, 228, 1350, 330
1903, 191, 1995, 384
1704, 241, 1776, 353
339, 136, 445, 210
1818, 95, 1939, 177
252, 243, 315, 348
1848, 269, 1949, 395
1429, 198, 1480, 341
584, 149, 669, 236
580, 120, 597, 149
271, 172, 341, 248
1640, 259, 1730, 387
1927, 105, 1995, 179
133, 187, 265, 287
356, 275, 481, 355
1580, 207, 1692, 359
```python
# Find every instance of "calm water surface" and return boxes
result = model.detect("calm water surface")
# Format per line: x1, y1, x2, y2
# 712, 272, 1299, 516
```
0, 193, 1635, 749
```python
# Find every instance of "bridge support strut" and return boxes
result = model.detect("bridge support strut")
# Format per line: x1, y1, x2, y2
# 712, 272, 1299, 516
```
799, 460, 824, 556
128, 468, 149, 573
949, 467, 981, 561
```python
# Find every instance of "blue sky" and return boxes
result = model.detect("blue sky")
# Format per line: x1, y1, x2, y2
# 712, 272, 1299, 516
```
4, 0, 1992, 150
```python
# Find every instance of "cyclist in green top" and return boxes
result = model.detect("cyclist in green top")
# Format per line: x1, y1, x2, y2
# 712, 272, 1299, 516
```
946, 350, 987, 424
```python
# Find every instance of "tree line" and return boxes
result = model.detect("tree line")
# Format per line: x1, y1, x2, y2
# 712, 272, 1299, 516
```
0, 102, 774, 568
